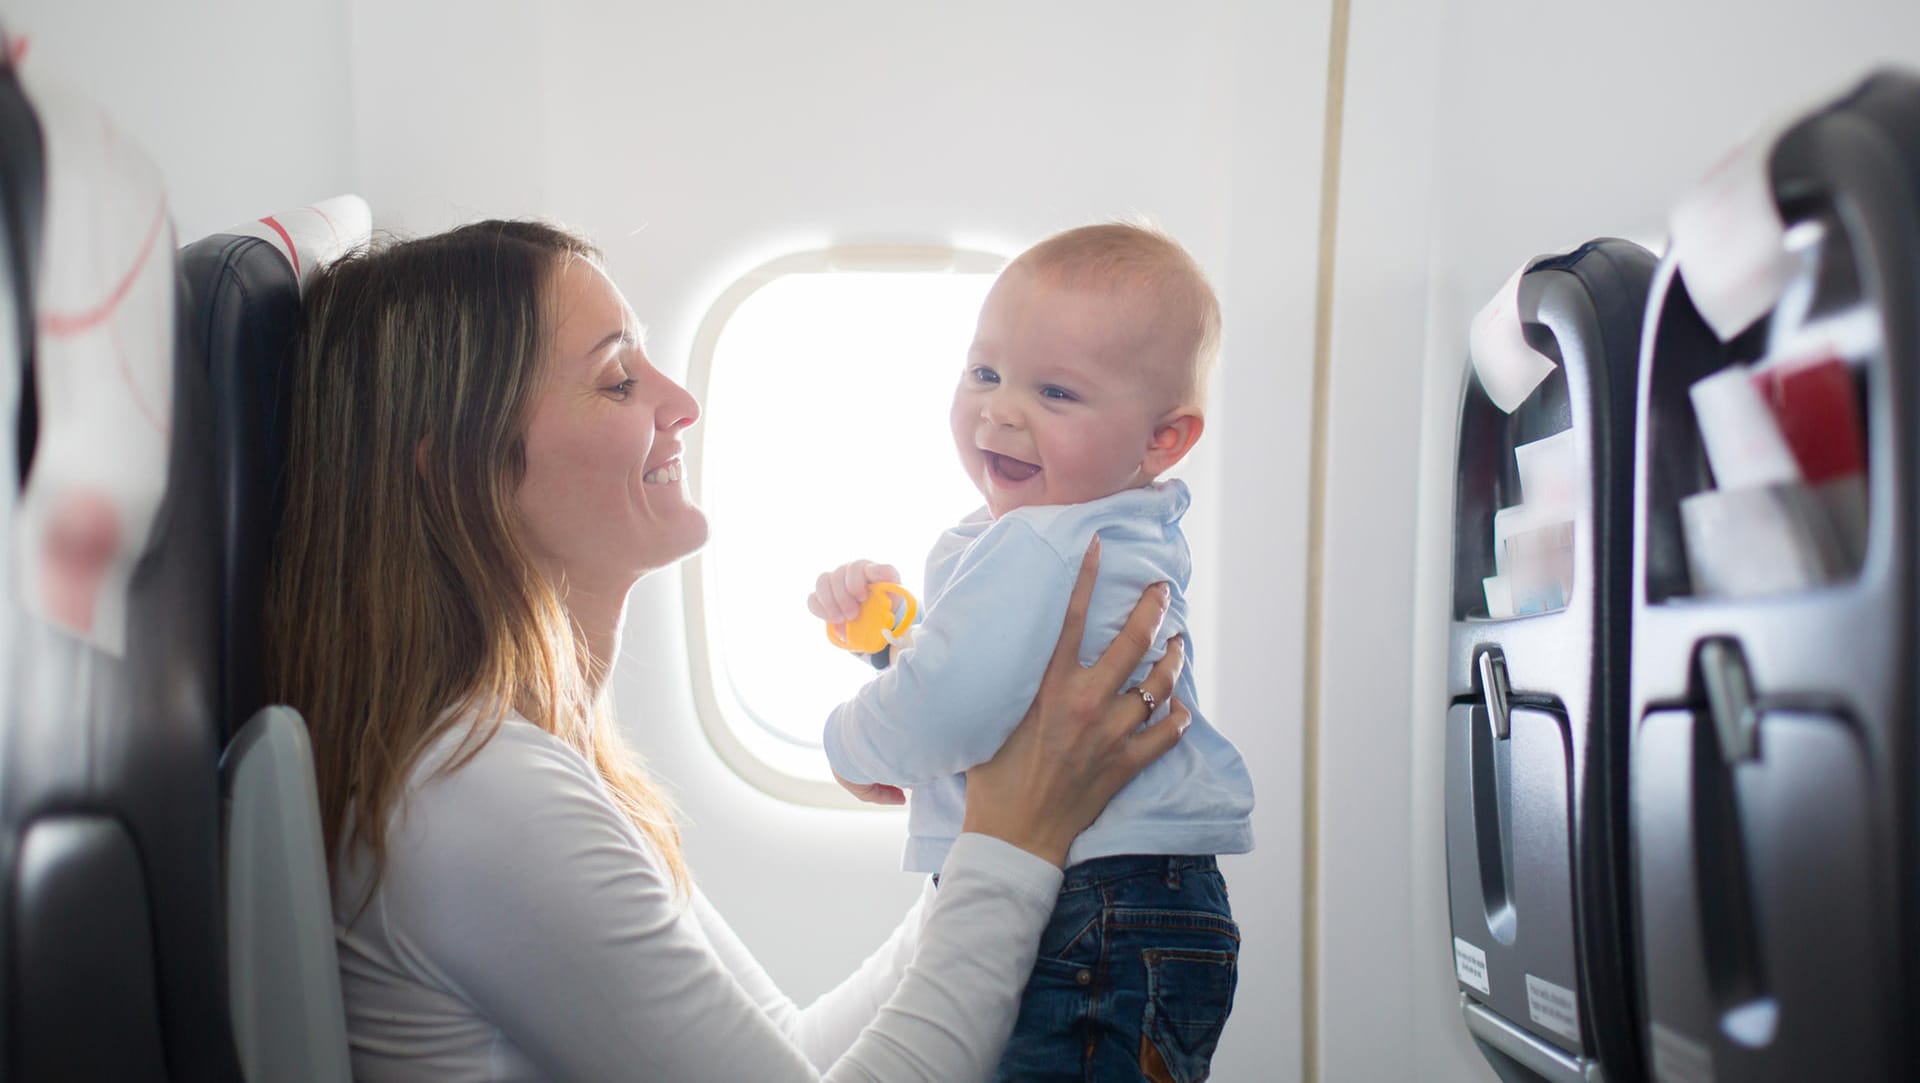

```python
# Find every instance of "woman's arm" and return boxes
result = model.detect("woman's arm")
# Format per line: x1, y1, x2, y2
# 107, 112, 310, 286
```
379, 723, 1060, 1082
818, 834, 1060, 1078
690, 880, 932, 1070
381, 725, 826, 1080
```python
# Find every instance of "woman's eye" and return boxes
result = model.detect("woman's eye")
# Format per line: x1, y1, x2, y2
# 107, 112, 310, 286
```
969, 366, 1000, 385
607, 378, 637, 399
1040, 386, 1075, 402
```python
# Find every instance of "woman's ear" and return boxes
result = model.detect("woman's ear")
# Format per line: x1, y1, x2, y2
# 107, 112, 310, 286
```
1142, 412, 1205, 477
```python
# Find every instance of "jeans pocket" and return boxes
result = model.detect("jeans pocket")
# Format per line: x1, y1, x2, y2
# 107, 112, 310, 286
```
1140, 945, 1239, 1083
1035, 895, 1102, 966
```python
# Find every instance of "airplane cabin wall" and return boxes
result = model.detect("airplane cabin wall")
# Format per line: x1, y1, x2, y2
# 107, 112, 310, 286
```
8, 1, 1920, 1080
1321, 1, 1920, 1080
343, 3, 1328, 1081
0, 0, 356, 241
0, 3, 1327, 1078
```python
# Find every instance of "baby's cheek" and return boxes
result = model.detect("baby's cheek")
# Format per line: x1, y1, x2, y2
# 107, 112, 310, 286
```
1074, 425, 1143, 479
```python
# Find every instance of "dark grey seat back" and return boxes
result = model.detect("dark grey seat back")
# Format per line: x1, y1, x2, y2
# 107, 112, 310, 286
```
1629, 69, 1920, 1082
1445, 239, 1657, 1083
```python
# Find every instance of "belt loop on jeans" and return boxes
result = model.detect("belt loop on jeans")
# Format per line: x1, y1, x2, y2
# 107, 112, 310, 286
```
1165, 857, 1180, 891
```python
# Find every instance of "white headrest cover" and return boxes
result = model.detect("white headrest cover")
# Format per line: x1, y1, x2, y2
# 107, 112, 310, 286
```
225, 195, 372, 293
14, 57, 173, 656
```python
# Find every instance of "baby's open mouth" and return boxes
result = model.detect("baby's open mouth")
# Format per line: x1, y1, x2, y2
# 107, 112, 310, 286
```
985, 451, 1041, 483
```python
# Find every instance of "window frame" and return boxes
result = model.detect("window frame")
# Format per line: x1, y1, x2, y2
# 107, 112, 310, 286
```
682, 245, 1007, 807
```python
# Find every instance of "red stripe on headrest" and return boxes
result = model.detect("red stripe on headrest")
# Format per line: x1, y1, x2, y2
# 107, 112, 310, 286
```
261, 216, 300, 277
40, 199, 167, 337
6, 37, 28, 66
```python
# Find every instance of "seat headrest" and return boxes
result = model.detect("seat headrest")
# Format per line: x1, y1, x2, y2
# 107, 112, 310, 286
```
179, 194, 369, 726
219, 196, 371, 294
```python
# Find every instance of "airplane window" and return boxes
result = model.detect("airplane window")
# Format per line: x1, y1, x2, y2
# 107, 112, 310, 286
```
686, 249, 1002, 803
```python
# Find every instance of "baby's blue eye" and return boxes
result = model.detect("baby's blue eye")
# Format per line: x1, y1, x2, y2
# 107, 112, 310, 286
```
969, 366, 1000, 385
1041, 386, 1076, 402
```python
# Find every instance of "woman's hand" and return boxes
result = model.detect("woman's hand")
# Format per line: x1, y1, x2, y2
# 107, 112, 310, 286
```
960, 537, 1189, 867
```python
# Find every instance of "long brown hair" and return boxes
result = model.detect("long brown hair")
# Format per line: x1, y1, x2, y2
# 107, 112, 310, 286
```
265, 220, 688, 895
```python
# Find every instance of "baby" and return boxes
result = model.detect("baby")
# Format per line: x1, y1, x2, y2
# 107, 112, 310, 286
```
808, 223, 1254, 1081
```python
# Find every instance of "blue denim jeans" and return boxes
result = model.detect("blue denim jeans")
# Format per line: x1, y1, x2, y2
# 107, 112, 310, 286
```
990, 854, 1239, 1083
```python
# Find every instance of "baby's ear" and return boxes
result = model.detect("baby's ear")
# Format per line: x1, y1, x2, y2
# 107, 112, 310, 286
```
1143, 412, 1205, 477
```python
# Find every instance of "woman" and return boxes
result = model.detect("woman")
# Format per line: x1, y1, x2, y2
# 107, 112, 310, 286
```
265, 220, 1191, 1080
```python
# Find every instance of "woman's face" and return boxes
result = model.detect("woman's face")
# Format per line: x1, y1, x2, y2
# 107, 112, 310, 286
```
516, 257, 707, 592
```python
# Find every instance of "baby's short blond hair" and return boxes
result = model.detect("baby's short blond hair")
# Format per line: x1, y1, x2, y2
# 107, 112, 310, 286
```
1006, 221, 1220, 410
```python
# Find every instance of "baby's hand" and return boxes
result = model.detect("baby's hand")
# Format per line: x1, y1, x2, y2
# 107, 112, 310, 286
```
834, 770, 906, 806
806, 559, 902, 626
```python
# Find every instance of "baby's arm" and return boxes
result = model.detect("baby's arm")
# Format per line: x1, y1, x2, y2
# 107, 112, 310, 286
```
825, 521, 1074, 789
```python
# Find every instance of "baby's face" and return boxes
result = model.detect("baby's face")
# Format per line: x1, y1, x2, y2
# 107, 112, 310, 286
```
951, 270, 1183, 518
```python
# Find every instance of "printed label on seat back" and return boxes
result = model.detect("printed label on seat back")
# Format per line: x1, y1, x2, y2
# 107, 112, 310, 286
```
1453, 937, 1490, 995
1524, 973, 1580, 1043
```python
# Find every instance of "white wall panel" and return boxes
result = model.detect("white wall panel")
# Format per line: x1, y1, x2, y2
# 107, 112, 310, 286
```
1210, 2, 1333, 1081
343, 0, 549, 233
1327, 2, 1920, 1081
0, 0, 356, 240
1313, 2, 1445, 1079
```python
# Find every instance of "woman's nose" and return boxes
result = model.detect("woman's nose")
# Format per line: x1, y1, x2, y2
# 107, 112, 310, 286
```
652, 368, 700, 432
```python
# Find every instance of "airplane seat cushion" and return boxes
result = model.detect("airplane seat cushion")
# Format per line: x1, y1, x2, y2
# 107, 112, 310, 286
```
221, 705, 352, 1083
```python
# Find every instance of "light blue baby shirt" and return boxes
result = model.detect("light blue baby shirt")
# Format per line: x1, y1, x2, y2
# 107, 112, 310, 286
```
824, 479, 1255, 873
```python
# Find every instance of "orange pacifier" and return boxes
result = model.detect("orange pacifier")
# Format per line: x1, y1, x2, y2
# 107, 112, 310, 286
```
827, 581, 919, 654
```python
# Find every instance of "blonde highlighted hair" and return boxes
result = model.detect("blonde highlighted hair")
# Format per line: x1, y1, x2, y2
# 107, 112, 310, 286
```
265, 220, 689, 899
1008, 220, 1221, 408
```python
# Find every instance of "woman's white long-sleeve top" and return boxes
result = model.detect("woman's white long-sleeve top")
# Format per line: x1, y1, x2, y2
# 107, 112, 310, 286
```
332, 716, 1062, 1081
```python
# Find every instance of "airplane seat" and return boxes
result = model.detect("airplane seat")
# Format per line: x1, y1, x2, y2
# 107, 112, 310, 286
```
0, 50, 243, 1083
0, 49, 31, 1081
180, 197, 370, 1083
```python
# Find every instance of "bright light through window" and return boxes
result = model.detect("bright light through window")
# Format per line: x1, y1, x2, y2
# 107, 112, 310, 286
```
687, 252, 1001, 799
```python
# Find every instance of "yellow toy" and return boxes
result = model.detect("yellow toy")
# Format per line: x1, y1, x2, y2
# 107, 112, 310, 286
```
827, 582, 919, 654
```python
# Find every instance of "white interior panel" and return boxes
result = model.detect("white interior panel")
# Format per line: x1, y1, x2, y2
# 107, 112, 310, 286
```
1210, 5, 1333, 1081
0, 0, 356, 239
1327, 2, 1920, 1081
